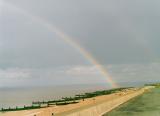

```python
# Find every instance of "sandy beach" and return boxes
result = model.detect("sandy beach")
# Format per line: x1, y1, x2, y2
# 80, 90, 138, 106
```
0, 87, 152, 116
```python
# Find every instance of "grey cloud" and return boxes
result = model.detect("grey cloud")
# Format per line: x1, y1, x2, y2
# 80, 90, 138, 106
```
2, 0, 160, 65
107, 63, 160, 83
0, 63, 160, 87
0, 0, 160, 86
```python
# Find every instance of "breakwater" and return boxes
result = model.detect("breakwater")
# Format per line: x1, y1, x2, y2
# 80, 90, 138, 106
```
56, 86, 153, 116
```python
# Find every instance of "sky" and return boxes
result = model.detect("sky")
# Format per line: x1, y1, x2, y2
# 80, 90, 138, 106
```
0, 0, 160, 87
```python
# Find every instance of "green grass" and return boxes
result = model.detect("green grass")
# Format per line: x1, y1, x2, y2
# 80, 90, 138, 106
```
104, 87, 160, 116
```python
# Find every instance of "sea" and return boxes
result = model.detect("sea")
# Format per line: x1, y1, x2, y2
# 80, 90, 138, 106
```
0, 82, 154, 109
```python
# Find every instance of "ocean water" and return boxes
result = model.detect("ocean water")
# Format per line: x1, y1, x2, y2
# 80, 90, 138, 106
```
0, 84, 109, 109
0, 82, 150, 109
104, 87, 160, 116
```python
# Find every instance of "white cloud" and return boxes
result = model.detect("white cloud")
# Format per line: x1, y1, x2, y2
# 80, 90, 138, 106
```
0, 66, 100, 80
0, 63, 160, 87
65, 65, 100, 75
0, 68, 31, 79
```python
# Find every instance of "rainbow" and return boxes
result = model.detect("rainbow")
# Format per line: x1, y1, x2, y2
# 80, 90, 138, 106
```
1, 1, 118, 88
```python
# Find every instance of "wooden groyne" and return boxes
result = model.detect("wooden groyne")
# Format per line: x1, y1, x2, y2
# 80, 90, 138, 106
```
0, 86, 154, 116
56, 86, 154, 116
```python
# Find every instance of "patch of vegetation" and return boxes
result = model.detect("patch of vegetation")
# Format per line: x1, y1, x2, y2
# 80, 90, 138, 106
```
104, 87, 160, 116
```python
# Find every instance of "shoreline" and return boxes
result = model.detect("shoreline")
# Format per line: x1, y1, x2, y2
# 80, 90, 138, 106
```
0, 86, 154, 116
0, 87, 129, 112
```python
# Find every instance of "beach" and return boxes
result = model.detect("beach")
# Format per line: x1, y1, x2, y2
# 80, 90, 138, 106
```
0, 86, 152, 116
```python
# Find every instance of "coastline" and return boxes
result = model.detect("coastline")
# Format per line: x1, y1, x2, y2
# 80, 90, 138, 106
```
0, 86, 154, 116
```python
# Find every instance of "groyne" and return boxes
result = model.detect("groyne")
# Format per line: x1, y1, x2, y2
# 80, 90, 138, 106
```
0, 86, 154, 116
57, 86, 153, 116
